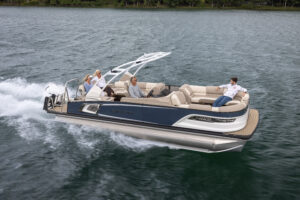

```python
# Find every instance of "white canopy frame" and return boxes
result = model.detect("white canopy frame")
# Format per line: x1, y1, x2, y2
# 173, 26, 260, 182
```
85, 52, 171, 100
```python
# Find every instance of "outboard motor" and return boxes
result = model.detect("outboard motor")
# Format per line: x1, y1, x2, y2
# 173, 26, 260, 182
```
43, 97, 49, 111
43, 94, 56, 111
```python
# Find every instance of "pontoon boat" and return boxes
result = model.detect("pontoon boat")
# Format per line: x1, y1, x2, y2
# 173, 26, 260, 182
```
43, 52, 259, 153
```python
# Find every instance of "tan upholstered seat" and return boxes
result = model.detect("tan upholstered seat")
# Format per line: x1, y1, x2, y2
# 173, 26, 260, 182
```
225, 100, 241, 106
179, 85, 224, 104
178, 84, 249, 112
119, 83, 249, 113
121, 91, 186, 108
137, 82, 165, 95
113, 81, 166, 97
113, 81, 130, 96
170, 91, 190, 108
78, 84, 86, 96
189, 104, 212, 111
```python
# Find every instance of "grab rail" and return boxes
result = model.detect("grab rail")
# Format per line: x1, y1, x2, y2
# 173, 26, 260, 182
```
63, 78, 80, 103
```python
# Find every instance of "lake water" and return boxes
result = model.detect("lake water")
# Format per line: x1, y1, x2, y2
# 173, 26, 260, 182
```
0, 7, 299, 200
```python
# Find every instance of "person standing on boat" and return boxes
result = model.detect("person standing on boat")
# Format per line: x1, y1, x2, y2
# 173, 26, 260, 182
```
92, 69, 115, 97
129, 76, 146, 98
83, 74, 93, 93
213, 77, 247, 107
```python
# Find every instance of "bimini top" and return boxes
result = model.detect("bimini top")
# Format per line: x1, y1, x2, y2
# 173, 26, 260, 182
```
86, 52, 171, 101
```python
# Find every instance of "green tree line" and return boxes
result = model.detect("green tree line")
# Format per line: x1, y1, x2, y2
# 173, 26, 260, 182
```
1, 0, 300, 8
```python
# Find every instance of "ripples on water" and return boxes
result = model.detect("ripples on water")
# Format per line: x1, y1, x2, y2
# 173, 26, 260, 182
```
0, 7, 299, 200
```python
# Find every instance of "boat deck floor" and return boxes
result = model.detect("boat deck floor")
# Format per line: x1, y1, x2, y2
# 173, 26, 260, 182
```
227, 109, 259, 137
51, 104, 67, 113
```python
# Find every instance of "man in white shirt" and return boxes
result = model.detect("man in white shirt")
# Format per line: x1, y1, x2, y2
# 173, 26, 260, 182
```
212, 77, 247, 107
92, 69, 115, 97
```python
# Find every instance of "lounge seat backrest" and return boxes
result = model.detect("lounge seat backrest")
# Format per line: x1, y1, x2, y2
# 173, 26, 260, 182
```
115, 81, 129, 90
180, 85, 224, 96
179, 84, 192, 103
85, 85, 108, 101
206, 86, 225, 95
113, 81, 129, 96
239, 92, 250, 105
180, 85, 223, 104
78, 84, 86, 96
234, 91, 250, 101
189, 85, 206, 96
137, 82, 165, 95
170, 91, 189, 108
114, 81, 166, 97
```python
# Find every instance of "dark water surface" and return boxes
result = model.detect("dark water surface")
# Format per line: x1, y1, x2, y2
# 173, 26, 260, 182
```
0, 7, 300, 200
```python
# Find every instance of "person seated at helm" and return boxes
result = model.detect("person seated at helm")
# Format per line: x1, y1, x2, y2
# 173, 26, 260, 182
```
92, 69, 115, 97
83, 74, 93, 93
212, 77, 247, 107
129, 76, 147, 98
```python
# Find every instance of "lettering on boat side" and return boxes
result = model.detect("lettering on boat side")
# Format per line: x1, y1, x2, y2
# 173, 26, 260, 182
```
109, 108, 134, 115
189, 116, 236, 123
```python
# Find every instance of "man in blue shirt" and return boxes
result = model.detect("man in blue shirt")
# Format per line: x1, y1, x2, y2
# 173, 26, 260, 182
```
128, 76, 146, 98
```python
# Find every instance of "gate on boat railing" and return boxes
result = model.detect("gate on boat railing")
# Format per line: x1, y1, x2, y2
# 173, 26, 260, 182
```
44, 78, 81, 111
63, 78, 83, 103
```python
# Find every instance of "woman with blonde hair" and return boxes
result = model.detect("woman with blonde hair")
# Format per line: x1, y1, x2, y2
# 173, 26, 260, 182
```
92, 69, 115, 97
83, 74, 93, 93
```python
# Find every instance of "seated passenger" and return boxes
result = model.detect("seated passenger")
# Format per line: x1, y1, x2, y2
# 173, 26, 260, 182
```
213, 77, 247, 107
129, 76, 146, 98
83, 74, 93, 93
92, 69, 115, 97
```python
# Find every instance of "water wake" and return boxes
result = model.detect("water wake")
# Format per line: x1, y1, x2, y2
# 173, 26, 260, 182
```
0, 77, 64, 148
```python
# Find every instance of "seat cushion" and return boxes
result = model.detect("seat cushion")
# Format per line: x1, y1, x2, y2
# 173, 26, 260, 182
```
225, 100, 241, 106
189, 85, 206, 95
113, 81, 129, 96
189, 104, 212, 111
206, 86, 224, 95
218, 103, 247, 112
137, 82, 165, 94
78, 84, 86, 96
114, 89, 128, 96
190, 94, 219, 104
179, 84, 192, 103
114, 81, 129, 89
171, 91, 187, 106
137, 82, 147, 89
